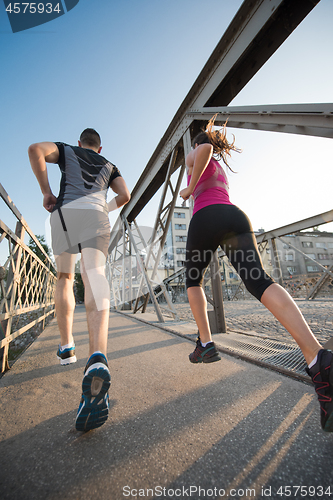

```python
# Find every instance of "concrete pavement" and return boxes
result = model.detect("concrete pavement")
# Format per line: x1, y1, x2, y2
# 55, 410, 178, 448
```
0, 305, 332, 500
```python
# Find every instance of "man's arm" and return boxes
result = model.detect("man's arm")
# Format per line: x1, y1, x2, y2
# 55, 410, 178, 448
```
107, 176, 131, 212
28, 142, 59, 212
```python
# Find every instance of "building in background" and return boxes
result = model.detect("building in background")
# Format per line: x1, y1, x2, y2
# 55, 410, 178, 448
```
259, 230, 333, 279
160, 204, 191, 277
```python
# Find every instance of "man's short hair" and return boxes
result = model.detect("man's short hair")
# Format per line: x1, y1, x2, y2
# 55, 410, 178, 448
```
80, 128, 101, 149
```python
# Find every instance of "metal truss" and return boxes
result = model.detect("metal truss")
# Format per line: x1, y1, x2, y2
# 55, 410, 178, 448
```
254, 209, 333, 309
108, 140, 190, 321
106, 217, 130, 310
307, 264, 333, 300
129, 142, 189, 321
107, 0, 333, 327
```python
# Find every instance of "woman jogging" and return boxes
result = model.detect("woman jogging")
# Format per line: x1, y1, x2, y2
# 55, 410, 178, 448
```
179, 115, 333, 432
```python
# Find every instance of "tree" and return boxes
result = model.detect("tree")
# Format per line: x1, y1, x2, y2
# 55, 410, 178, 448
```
28, 235, 56, 275
28, 234, 50, 261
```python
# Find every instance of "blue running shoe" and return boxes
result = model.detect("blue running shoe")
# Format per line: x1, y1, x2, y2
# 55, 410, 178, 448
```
56, 344, 77, 365
75, 353, 111, 432
306, 349, 333, 432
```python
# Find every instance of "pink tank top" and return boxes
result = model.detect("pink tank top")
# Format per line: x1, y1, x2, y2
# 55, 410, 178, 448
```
187, 158, 232, 215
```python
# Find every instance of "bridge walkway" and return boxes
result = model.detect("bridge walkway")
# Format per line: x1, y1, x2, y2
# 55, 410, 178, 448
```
0, 306, 332, 499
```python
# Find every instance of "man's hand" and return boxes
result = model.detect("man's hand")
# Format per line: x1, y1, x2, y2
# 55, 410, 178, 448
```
43, 193, 57, 212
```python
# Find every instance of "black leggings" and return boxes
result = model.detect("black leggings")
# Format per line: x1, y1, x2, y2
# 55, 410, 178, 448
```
185, 204, 274, 301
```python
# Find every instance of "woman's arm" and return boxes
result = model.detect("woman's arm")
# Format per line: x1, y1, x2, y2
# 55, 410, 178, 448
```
180, 143, 213, 201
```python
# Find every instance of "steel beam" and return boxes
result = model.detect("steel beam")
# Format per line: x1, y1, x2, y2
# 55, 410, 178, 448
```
256, 210, 333, 244
187, 104, 333, 139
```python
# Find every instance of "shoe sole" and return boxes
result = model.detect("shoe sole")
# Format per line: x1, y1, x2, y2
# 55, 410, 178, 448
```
324, 356, 333, 432
189, 353, 221, 364
321, 350, 333, 432
76, 364, 111, 432
57, 355, 77, 366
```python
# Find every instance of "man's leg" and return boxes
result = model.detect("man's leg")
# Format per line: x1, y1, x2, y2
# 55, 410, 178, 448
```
75, 247, 111, 432
54, 252, 77, 364
80, 247, 110, 356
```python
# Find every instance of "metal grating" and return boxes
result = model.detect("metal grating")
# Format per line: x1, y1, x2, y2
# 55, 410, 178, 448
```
214, 332, 309, 382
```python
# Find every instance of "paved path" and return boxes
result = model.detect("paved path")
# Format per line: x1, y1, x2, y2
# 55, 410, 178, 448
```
1, 305, 333, 500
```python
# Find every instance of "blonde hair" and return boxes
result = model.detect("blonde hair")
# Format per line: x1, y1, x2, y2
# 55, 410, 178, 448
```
192, 114, 241, 171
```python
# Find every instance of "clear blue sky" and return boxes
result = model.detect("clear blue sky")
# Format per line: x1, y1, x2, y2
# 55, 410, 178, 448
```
1, 0, 332, 260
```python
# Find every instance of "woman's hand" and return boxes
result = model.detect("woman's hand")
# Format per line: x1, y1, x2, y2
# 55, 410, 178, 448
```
179, 187, 192, 201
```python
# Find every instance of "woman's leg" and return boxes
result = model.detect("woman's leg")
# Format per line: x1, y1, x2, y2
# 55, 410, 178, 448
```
260, 284, 333, 432
261, 283, 322, 365
184, 209, 222, 362
224, 210, 322, 366
187, 286, 212, 344
185, 209, 219, 344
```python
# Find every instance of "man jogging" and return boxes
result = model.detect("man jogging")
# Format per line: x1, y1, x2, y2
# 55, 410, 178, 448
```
29, 128, 130, 431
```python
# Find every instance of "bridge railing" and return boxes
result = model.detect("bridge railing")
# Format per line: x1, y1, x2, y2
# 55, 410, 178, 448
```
0, 183, 56, 373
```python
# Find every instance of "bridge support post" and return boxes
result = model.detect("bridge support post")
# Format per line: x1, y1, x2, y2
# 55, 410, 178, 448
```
209, 250, 227, 334
269, 237, 283, 285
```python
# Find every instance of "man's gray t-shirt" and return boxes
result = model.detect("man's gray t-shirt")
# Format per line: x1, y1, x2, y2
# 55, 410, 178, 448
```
53, 142, 121, 212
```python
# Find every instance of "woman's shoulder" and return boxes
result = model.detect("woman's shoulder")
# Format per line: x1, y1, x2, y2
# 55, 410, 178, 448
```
186, 142, 213, 170
195, 143, 213, 155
